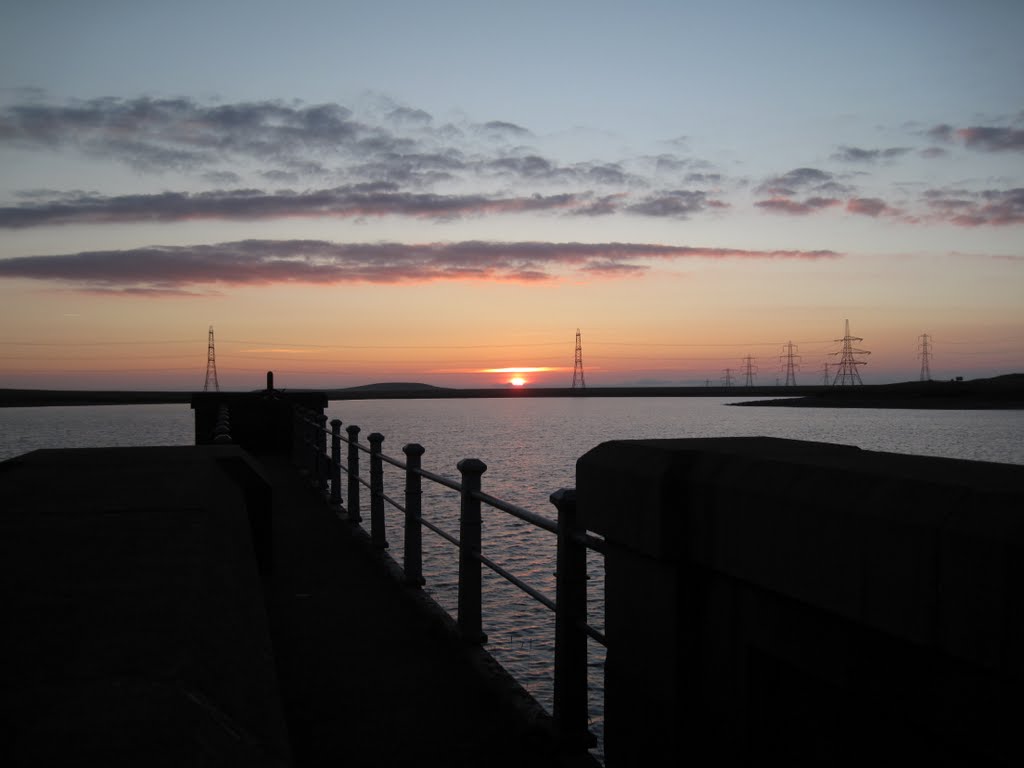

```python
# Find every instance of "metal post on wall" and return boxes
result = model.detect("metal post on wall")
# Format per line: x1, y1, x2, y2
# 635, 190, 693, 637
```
317, 413, 329, 496
403, 443, 426, 587
346, 424, 362, 523
550, 487, 595, 751
330, 419, 343, 511
368, 432, 387, 549
457, 458, 487, 645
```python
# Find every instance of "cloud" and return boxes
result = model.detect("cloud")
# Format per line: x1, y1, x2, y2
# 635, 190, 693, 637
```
832, 145, 910, 163
926, 123, 1024, 152
481, 154, 638, 187
846, 197, 898, 217
347, 150, 467, 186
957, 126, 1024, 152
488, 154, 559, 179
756, 168, 839, 197
927, 124, 955, 143
924, 187, 1024, 226
480, 120, 530, 137
684, 172, 722, 184
0, 97, 370, 171
387, 106, 433, 126
625, 190, 724, 218
202, 171, 242, 185
756, 197, 841, 215
571, 194, 625, 216
0, 239, 841, 291
0, 183, 741, 226
0, 185, 582, 227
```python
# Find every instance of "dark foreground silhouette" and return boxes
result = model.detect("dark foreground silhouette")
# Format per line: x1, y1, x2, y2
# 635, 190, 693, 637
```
2, 373, 1021, 408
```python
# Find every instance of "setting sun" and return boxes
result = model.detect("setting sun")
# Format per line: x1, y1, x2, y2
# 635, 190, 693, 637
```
509, 377, 527, 387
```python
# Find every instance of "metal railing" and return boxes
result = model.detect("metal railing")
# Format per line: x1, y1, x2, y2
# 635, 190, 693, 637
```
292, 406, 605, 751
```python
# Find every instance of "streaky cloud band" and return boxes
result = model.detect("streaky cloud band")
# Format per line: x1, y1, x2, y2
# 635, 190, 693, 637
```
0, 186, 580, 228
0, 239, 841, 291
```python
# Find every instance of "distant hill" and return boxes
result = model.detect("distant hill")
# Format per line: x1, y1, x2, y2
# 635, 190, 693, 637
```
732, 373, 1024, 410
340, 382, 451, 392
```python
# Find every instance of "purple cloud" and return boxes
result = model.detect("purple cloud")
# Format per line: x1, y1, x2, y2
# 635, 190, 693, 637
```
625, 190, 723, 218
0, 97, 368, 171
846, 197, 898, 217
0, 185, 581, 228
832, 145, 911, 163
924, 187, 1024, 226
0, 239, 842, 291
756, 197, 841, 216
957, 126, 1024, 152
926, 123, 1024, 152
757, 168, 842, 197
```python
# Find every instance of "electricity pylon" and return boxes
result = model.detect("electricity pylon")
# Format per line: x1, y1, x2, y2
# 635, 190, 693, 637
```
571, 328, 586, 390
721, 368, 735, 387
741, 355, 758, 386
203, 325, 220, 392
831, 319, 869, 385
821, 363, 830, 385
780, 341, 801, 386
918, 333, 933, 381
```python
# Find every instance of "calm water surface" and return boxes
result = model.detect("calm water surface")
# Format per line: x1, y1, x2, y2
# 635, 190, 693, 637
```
3, 397, 1022, 758
322, 396, 1023, 754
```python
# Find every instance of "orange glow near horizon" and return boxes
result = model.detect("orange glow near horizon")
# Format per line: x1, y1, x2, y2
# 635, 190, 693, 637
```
479, 367, 554, 373
509, 376, 527, 386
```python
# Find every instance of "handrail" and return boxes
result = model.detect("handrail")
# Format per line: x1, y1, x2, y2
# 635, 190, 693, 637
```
473, 489, 559, 534
292, 405, 603, 752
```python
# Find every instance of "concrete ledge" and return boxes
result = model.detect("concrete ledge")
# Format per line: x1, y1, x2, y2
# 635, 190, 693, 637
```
578, 437, 1024, 766
0, 446, 289, 766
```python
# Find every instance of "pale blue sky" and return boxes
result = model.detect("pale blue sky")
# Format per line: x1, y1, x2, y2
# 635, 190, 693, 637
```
0, 0, 1021, 387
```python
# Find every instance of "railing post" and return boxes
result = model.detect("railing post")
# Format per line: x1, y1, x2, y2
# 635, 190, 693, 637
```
368, 433, 387, 549
346, 424, 362, 524
297, 408, 312, 477
291, 408, 301, 466
457, 458, 487, 645
551, 487, 594, 751
307, 409, 319, 481
402, 444, 426, 587
330, 419, 343, 511
317, 413, 329, 495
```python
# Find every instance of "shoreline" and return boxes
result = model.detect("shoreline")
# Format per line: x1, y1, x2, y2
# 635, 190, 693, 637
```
2, 375, 1021, 410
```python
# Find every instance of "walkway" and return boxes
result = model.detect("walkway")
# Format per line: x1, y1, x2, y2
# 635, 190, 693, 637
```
260, 453, 573, 767
0, 445, 586, 767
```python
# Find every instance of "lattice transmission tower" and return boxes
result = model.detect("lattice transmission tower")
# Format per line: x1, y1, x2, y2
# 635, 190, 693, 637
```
918, 333, 933, 381
741, 355, 758, 386
571, 328, 586, 390
821, 363, 830, 385
721, 368, 735, 387
780, 341, 801, 386
831, 319, 870, 385
203, 325, 220, 392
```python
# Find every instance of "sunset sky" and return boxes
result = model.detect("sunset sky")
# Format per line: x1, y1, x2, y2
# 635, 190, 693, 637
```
1, 0, 1021, 389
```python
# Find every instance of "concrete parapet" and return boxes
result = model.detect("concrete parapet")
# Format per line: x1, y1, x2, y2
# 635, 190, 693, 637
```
0, 446, 287, 766
577, 437, 1024, 766
191, 390, 327, 454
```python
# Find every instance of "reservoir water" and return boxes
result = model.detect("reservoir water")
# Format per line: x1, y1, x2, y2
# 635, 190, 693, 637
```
3, 396, 1022, 758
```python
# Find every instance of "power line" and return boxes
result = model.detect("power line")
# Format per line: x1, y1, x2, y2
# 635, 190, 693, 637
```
571, 329, 586, 390
918, 333, 933, 381
830, 319, 870, 385
203, 326, 220, 392
740, 355, 758, 386
780, 341, 801, 386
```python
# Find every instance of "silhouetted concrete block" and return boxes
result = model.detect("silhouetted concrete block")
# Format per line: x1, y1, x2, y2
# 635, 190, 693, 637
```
578, 437, 1024, 767
0, 446, 289, 767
